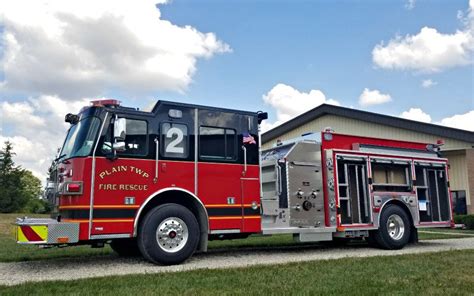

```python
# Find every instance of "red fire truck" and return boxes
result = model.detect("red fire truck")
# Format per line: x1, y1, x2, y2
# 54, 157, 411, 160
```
16, 100, 453, 265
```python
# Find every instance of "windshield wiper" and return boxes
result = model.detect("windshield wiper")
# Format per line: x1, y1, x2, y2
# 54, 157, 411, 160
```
54, 154, 66, 162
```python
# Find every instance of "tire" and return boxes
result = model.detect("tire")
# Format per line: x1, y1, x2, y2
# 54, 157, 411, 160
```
110, 239, 141, 257
372, 204, 411, 250
138, 203, 199, 265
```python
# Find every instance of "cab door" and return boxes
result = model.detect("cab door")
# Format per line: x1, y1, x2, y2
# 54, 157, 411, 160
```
240, 118, 261, 233
197, 110, 243, 231
156, 107, 196, 194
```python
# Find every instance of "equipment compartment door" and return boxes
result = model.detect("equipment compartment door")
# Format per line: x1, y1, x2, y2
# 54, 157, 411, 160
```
241, 177, 261, 233
336, 156, 371, 225
416, 163, 451, 222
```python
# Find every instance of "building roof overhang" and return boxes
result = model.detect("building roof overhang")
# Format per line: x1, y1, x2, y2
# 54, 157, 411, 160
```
261, 104, 474, 144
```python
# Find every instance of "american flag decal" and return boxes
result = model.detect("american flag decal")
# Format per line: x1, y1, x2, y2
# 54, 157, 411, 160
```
243, 132, 256, 145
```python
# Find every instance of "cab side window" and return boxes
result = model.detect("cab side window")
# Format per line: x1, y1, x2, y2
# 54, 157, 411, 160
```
101, 118, 148, 156
122, 119, 147, 155
199, 126, 237, 161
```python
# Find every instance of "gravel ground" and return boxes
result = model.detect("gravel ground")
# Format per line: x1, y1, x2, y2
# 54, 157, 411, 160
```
1, 237, 473, 286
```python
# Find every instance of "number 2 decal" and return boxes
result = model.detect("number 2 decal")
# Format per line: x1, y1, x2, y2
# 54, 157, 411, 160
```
165, 127, 184, 154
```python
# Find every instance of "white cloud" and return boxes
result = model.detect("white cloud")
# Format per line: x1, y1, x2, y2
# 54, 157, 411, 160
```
262, 83, 340, 132
0, 135, 48, 180
399, 108, 432, 123
0, 96, 91, 182
372, 1, 474, 73
421, 79, 438, 88
405, 0, 416, 10
440, 110, 474, 131
358, 88, 392, 106
398, 107, 474, 131
0, 0, 231, 99
0, 0, 231, 182
0, 101, 45, 129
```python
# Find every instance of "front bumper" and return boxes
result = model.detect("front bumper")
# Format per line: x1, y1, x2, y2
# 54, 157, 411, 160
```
15, 217, 80, 245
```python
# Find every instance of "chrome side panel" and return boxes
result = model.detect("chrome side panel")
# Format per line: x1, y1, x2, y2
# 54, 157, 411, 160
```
374, 195, 418, 228
261, 140, 333, 238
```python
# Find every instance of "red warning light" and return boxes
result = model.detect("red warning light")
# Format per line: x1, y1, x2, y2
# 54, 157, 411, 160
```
90, 99, 121, 107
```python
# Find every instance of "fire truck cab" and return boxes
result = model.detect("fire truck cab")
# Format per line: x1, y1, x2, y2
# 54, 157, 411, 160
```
15, 100, 453, 265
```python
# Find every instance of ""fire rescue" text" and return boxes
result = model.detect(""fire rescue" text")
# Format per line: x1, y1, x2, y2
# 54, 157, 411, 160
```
98, 184, 148, 191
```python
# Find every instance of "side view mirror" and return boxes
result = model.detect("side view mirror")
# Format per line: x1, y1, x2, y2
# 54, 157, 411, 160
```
114, 118, 127, 140
257, 111, 268, 124
112, 142, 126, 152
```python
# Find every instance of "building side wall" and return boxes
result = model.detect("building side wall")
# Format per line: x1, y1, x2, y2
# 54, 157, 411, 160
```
467, 149, 474, 213
444, 150, 470, 206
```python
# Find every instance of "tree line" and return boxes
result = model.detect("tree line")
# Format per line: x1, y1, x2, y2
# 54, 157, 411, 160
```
0, 141, 50, 213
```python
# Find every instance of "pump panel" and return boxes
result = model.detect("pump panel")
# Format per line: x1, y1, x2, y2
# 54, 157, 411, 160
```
262, 141, 325, 228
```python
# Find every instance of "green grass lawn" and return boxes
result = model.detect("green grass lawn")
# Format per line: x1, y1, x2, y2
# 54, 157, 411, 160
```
0, 250, 473, 295
419, 227, 474, 234
1, 213, 473, 263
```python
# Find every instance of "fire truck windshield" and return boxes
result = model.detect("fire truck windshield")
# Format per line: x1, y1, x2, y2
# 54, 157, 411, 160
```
59, 117, 101, 160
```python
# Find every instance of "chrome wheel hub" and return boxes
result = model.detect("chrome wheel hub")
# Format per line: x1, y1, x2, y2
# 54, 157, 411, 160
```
156, 217, 188, 253
387, 214, 405, 241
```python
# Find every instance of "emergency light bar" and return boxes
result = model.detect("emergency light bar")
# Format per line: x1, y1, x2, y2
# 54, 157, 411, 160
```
90, 99, 121, 107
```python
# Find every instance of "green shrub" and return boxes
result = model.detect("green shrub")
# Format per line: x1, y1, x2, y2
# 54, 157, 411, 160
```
463, 215, 474, 230
22, 198, 51, 214
454, 215, 467, 224
454, 214, 474, 229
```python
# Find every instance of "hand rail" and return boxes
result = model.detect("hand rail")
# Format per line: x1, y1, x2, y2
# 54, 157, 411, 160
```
242, 145, 247, 175
277, 164, 282, 195
154, 138, 159, 183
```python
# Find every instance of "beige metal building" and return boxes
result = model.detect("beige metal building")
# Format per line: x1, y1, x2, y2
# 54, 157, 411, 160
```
261, 104, 474, 214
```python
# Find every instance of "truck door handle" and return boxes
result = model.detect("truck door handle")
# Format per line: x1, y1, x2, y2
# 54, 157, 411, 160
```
277, 164, 282, 195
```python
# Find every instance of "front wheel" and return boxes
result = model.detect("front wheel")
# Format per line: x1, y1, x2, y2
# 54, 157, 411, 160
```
371, 204, 411, 250
138, 204, 199, 265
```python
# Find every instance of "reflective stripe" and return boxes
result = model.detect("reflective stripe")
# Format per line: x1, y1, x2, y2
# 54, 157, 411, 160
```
17, 227, 28, 242
63, 219, 134, 223
206, 207, 260, 216
209, 216, 261, 220
206, 204, 259, 208
18, 225, 47, 242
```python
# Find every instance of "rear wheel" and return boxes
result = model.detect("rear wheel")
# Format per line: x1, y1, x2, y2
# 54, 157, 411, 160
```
371, 204, 411, 250
110, 239, 141, 257
138, 203, 199, 265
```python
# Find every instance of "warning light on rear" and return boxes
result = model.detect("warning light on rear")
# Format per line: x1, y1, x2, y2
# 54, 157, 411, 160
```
57, 237, 69, 244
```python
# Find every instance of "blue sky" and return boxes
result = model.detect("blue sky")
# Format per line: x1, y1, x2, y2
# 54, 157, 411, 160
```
153, 0, 473, 121
0, 0, 473, 179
